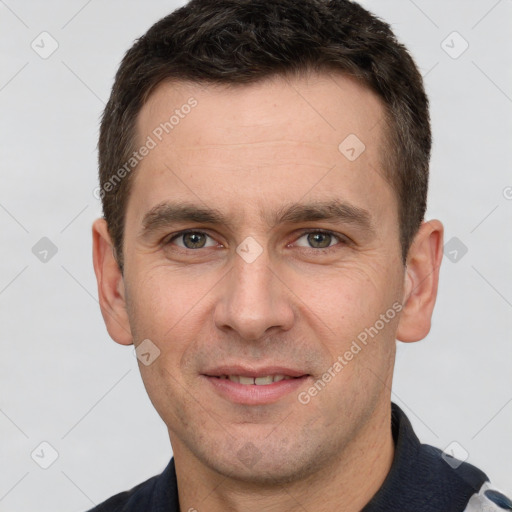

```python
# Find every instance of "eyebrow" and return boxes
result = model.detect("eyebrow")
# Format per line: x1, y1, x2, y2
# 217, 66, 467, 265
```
138, 199, 375, 239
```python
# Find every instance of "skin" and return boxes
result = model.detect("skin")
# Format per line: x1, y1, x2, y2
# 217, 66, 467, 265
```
93, 71, 444, 512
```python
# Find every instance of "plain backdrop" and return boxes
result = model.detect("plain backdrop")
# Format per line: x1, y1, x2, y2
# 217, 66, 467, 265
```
1, 1, 511, 510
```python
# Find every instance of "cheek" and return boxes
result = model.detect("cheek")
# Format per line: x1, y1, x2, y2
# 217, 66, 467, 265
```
126, 263, 211, 338
298, 260, 400, 376
301, 258, 397, 323
125, 264, 220, 388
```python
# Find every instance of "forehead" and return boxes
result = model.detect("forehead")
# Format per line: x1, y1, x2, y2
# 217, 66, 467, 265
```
128, 71, 395, 231
137, 71, 386, 148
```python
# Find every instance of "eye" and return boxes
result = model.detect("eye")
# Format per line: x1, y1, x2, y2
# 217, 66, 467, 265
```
294, 230, 346, 251
166, 230, 218, 249
164, 229, 348, 252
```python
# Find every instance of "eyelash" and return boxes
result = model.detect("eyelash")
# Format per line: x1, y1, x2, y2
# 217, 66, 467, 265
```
164, 229, 349, 253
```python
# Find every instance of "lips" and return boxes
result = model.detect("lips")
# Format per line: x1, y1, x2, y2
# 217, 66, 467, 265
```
202, 365, 310, 405
215, 374, 297, 385
203, 365, 307, 379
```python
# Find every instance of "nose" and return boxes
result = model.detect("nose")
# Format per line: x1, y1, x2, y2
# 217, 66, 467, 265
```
213, 245, 295, 342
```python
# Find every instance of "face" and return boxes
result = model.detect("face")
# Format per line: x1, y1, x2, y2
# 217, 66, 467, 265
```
110, 72, 409, 483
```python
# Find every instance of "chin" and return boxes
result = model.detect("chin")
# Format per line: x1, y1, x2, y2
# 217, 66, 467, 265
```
194, 434, 328, 487
215, 457, 316, 486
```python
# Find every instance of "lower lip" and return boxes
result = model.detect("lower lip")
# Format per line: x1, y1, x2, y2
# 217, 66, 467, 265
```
203, 375, 310, 405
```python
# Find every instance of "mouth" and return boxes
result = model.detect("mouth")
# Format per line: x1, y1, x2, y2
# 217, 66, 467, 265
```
210, 374, 300, 385
202, 366, 310, 404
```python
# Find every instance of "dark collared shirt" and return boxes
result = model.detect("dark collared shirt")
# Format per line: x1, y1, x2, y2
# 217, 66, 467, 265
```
86, 402, 511, 511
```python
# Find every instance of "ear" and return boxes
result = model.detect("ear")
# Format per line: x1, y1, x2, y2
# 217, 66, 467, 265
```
396, 219, 444, 343
92, 218, 133, 345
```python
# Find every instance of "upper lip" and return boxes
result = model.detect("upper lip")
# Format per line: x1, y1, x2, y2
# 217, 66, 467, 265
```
203, 365, 308, 378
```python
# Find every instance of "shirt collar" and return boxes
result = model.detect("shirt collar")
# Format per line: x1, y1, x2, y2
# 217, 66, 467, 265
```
362, 402, 488, 511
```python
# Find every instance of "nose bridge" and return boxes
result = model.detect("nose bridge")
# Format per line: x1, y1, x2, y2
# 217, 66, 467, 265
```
234, 244, 273, 297
214, 241, 293, 340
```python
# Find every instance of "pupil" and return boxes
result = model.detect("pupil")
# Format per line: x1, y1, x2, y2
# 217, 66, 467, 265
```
309, 233, 330, 248
185, 233, 205, 249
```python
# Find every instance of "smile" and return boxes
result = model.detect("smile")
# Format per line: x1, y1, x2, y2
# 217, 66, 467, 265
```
203, 373, 310, 405
214, 375, 298, 385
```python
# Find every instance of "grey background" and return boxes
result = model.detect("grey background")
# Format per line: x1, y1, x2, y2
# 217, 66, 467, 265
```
0, 1, 511, 510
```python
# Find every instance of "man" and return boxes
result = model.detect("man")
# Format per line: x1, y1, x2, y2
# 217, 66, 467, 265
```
89, 0, 511, 510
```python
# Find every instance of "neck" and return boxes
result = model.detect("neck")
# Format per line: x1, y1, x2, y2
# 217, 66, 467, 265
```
172, 401, 394, 512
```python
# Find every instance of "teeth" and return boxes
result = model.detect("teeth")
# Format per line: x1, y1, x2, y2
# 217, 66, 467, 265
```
254, 376, 273, 385
222, 374, 294, 385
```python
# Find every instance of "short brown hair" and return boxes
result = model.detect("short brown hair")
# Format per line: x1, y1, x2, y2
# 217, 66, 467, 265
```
98, 0, 430, 272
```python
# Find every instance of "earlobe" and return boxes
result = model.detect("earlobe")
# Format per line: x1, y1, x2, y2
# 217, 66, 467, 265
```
396, 219, 444, 343
92, 218, 133, 345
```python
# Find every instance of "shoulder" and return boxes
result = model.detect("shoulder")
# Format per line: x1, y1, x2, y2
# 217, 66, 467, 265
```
84, 458, 178, 512
363, 403, 511, 511
84, 474, 159, 512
